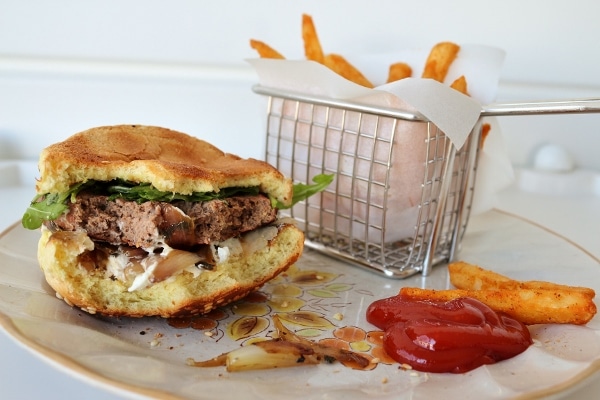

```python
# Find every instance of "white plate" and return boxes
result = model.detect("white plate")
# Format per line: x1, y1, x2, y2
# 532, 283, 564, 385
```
1, 210, 599, 400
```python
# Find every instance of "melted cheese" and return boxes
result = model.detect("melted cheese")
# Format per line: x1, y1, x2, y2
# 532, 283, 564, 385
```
129, 258, 159, 292
105, 252, 130, 282
98, 225, 274, 291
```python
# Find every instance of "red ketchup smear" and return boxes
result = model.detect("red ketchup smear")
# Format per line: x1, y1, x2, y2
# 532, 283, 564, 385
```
366, 294, 532, 373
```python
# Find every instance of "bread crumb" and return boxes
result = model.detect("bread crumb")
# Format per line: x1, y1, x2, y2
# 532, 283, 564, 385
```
381, 377, 388, 384
204, 331, 214, 337
332, 312, 343, 321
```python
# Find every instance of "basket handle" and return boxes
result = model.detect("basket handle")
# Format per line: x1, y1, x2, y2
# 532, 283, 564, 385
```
481, 98, 600, 117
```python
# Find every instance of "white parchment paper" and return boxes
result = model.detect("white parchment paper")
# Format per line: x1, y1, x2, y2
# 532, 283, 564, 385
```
249, 45, 512, 242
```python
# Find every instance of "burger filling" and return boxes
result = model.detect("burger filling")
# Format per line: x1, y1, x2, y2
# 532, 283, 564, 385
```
42, 190, 280, 291
24, 175, 333, 291
48, 192, 278, 249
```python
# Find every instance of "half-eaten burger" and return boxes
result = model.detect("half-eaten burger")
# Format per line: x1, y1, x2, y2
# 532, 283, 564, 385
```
22, 125, 330, 318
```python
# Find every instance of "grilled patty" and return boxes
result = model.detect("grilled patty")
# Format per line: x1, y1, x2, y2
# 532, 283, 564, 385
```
48, 192, 277, 249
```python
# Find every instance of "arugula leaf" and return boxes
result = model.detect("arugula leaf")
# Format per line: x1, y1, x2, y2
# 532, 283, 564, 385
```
21, 180, 261, 230
21, 182, 90, 230
275, 173, 335, 210
106, 182, 259, 203
21, 174, 334, 230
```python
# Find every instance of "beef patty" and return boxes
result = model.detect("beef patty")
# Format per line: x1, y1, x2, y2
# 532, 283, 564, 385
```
48, 192, 278, 250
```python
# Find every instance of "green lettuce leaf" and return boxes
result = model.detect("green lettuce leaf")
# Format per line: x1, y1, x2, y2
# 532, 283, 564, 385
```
22, 174, 334, 230
105, 182, 259, 203
21, 182, 91, 230
275, 173, 335, 210
21, 180, 260, 230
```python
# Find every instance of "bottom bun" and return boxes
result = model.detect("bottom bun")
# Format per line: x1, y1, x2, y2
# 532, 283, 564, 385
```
38, 224, 304, 318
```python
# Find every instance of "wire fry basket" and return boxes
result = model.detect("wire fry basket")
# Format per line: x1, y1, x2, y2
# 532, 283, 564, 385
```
253, 85, 600, 278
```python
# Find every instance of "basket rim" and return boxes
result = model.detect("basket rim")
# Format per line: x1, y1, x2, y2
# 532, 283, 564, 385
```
252, 84, 429, 122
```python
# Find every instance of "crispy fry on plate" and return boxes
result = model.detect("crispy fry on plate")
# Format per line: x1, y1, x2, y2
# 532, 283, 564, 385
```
324, 53, 374, 88
400, 286, 596, 325
449, 261, 596, 298
399, 261, 597, 325
449, 261, 514, 290
387, 62, 412, 83
421, 41, 460, 82
302, 14, 325, 63
249, 39, 285, 59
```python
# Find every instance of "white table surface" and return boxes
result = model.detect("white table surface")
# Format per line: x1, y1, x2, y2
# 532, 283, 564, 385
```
1, 166, 599, 400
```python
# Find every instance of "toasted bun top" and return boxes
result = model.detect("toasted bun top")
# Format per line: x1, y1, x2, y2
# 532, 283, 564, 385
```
36, 125, 292, 205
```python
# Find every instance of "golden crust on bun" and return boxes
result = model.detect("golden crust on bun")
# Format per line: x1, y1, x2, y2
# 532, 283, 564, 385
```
36, 124, 293, 207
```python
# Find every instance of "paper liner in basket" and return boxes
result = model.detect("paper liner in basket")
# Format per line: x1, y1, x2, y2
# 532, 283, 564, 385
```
249, 44, 512, 242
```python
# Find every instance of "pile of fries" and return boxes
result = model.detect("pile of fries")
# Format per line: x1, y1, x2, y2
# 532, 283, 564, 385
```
250, 14, 468, 93
250, 14, 494, 144
401, 261, 597, 325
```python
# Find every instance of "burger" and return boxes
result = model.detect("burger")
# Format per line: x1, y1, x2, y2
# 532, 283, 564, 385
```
22, 125, 331, 318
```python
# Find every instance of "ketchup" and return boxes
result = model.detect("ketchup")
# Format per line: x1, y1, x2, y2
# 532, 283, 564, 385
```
366, 295, 532, 373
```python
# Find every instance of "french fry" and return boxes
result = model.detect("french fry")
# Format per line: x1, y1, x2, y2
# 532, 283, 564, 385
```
249, 39, 285, 59
421, 60, 438, 81
448, 261, 513, 290
449, 261, 596, 298
400, 287, 597, 325
387, 62, 412, 83
302, 14, 325, 63
324, 54, 374, 88
421, 41, 460, 82
251, 17, 469, 91
480, 123, 492, 148
450, 75, 468, 95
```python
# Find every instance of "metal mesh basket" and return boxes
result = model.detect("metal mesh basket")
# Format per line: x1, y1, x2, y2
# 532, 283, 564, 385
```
254, 86, 600, 279
254, 85, 482, 278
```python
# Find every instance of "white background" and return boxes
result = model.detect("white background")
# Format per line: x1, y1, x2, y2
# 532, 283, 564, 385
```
1, 1, 600, 399
1, 0, 600, 169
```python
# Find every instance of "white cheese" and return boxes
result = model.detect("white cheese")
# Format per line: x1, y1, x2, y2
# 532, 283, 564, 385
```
104, 235, 249, 292
217, 246, 230, 263
128, 257, 159, 292
105, 252, 129, 282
